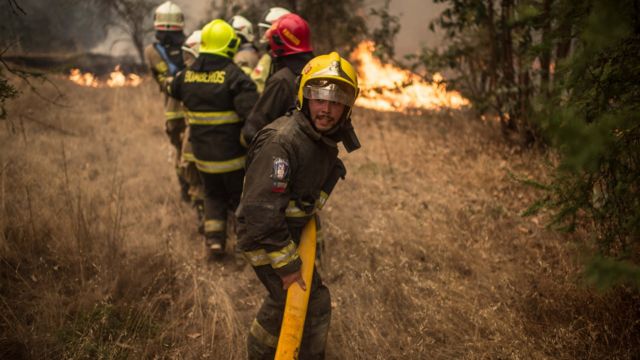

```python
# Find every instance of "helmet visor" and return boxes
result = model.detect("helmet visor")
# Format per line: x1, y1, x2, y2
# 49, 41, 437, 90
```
303, 79, 356, 107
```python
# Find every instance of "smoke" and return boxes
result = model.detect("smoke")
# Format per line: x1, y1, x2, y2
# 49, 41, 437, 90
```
1, 0, 111, 54
364, 0, 446, 60
388, 0, 446, 57
2, 0, 446, 62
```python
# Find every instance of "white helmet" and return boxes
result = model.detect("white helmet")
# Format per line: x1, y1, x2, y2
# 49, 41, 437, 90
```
258, 7, 290, 43
229, 15, 255, 43
181, 30, 202, 58
154, 1, 185, 31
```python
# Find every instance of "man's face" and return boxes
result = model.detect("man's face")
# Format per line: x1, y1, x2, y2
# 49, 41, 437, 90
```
308, 99, 345, 132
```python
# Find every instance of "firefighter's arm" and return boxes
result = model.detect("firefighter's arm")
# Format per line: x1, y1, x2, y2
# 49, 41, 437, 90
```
144, 45, 170, 87
242, 140, 302, 276
241, 78, 291, 146
165, 71, 184, 101
230, 69, 259, 122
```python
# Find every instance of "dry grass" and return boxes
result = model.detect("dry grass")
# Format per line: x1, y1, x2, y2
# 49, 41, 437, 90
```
0, 75, 638, 359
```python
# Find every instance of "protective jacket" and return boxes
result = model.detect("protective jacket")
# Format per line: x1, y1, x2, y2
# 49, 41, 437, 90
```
144, 40, 185, 122
250, 53, 272, 93
241, 52, 314, 144
169, 53, 258, 173
237, 110, 342, 276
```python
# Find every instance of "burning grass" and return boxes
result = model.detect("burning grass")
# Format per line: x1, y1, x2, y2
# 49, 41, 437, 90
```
350, 41, 469, 113
68, 66, 142, 88
0, 73, 638, 359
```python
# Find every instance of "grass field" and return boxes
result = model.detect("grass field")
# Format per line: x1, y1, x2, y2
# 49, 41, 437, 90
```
1, 75, 638, 359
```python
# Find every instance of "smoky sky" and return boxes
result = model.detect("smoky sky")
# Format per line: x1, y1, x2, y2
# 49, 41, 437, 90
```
386, 0, 447, 56
170, 0, 446, 59
3, 0, 446, 61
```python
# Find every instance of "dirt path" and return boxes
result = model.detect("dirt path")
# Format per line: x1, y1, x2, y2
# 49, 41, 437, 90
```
1, 78, 635, 359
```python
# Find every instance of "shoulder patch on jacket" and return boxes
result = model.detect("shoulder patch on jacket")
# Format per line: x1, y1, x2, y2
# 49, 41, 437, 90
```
271, 157, 289, 193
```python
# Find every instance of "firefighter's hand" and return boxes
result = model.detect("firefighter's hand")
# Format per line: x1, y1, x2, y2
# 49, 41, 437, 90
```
280, 270, 306, 291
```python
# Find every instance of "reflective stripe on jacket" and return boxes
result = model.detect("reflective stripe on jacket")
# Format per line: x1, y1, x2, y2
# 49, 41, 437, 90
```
168, 54, 258, 166
236, 111, 340, 276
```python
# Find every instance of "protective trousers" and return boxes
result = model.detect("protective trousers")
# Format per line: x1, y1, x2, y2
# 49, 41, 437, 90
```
166, 118, 189, 200
198, 169, 244, 247
179, 125, 204, 203
248, 265, 331, 360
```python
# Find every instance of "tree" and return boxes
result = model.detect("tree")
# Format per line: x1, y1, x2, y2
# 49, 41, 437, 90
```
205, 0, 369, 55
101, 0, 157, 64
369, 0, 401, 63
533, 0, 640, 289
427, 0, 640, 289
0, 0, 111, 54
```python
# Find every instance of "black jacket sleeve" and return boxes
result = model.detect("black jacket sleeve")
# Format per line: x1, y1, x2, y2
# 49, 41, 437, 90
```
240, 136, 302, 275
228, 66, 259, 122
167, 70, 185, 101
241, 76, 295, 145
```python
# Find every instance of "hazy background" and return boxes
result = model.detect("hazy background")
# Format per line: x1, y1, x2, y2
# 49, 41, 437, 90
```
0, 0, 445, 61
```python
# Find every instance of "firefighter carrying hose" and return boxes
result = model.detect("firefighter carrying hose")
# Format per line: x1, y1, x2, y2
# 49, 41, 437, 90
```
251, 6, 291, 93
229, 15, 260, 76
168, 19, 258, 256
237, 52, 361, 359
144, 1, 189, 201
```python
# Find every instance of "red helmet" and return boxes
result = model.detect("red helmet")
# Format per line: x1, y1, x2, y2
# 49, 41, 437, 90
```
266, 13, 312, 57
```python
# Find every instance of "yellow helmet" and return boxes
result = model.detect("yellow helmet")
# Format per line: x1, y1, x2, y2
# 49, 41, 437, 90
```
199, 19, 240, 58
154, 1, 184, 31
297, 52, 359, 112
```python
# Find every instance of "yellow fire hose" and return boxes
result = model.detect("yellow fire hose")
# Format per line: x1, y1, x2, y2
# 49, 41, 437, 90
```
275, 217, 317, 359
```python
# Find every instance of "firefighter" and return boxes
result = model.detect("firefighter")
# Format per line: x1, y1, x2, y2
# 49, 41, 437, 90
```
168, 19, 259, 255
237, 52, 361, 359
240, 13, 314, 146
229, 15, 260, 75
144, 1, 189, 201
250, 6, 291, 93
179, 30, 205, 229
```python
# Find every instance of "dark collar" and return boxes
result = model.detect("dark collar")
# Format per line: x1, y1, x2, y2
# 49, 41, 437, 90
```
274, 52, 315, 75
191, 53, 232, 71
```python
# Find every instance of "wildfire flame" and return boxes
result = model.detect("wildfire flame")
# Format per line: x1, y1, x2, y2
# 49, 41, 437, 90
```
68, 65, 142, 88
350, 41, 468, 112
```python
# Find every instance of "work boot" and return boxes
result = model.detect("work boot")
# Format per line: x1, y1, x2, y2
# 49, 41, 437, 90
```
178, 176, 190, 203
194, 200, 205, 235
206, 236, 226, 259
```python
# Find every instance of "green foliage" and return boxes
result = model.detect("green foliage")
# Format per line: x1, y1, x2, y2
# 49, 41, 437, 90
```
535, 0, 640, 289
431, 0, 640, 290
0, 69, 19, 119
298, 0, 368, 54
57, 302, 158, 358
369, 0, 401, 62
585, 256, 640, 291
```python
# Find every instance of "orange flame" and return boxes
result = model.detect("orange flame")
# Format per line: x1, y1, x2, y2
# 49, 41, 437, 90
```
68, 65, 142, 88
350, 41, 468, 112
69, 68, 99, 87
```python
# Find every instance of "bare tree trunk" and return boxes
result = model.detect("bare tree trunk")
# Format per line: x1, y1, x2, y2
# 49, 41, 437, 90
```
500, 0, 516, 132
555, 9, 573, 61
133, 24, 145, 64
487, 0, 498, 93
540, 0, 553, 96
